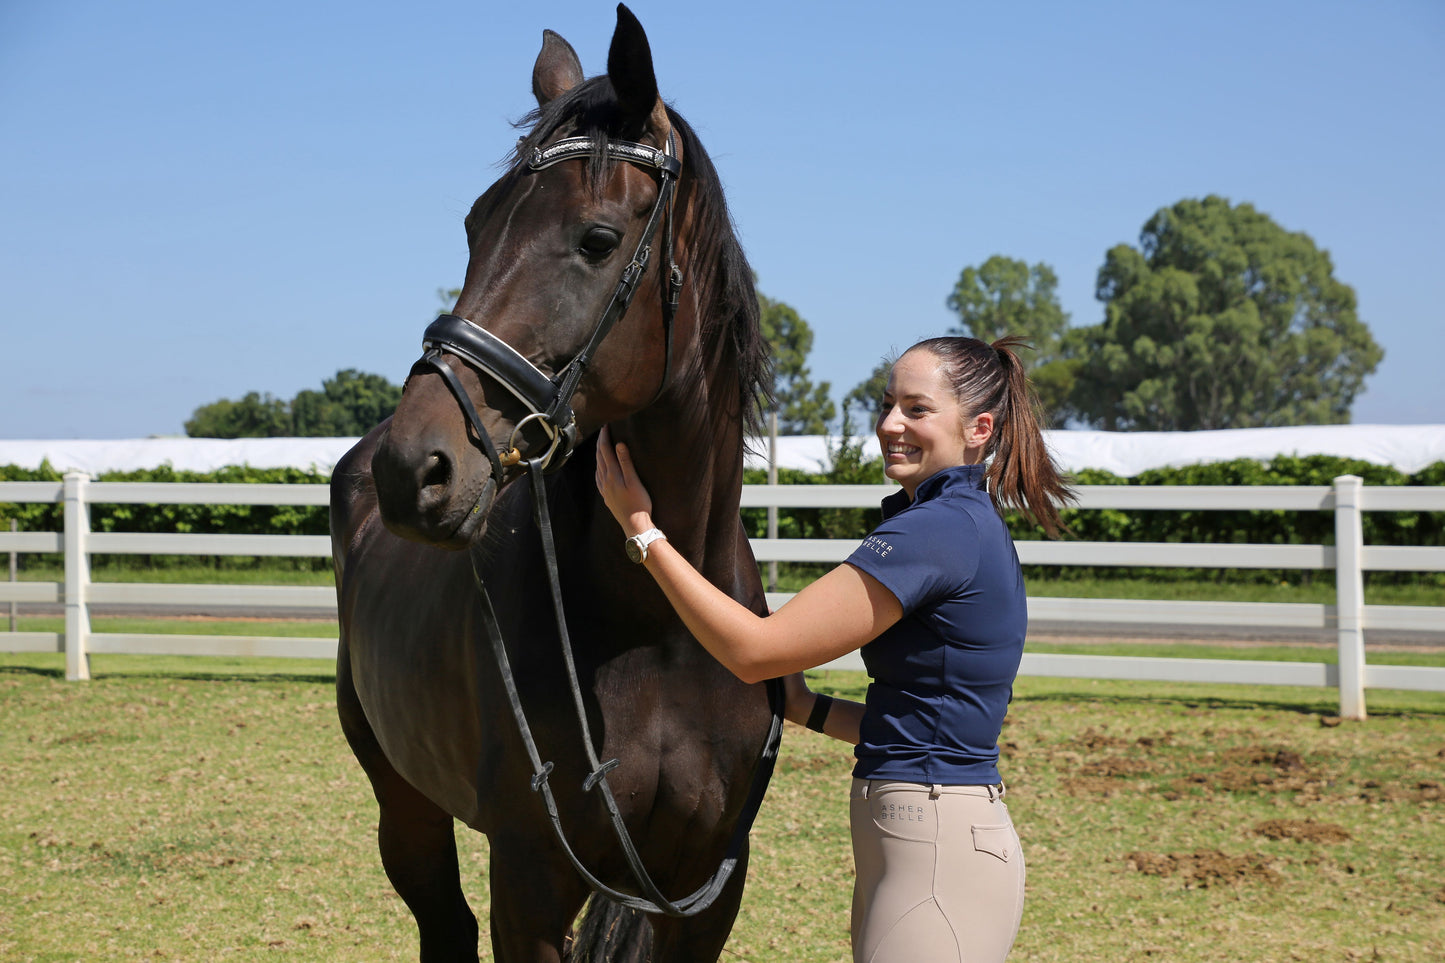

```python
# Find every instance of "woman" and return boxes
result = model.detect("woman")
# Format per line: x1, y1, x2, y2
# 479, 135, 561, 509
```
595, 335, 1071, 962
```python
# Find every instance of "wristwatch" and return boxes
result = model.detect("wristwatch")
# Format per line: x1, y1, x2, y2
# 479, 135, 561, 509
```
624, 527, 667, 563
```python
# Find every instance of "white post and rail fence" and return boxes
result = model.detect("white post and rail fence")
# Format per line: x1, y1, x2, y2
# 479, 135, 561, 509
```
2, 473, 1443, 718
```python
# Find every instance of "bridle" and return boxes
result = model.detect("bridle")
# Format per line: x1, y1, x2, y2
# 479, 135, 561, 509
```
407, 128, 783, 918
414, 130, 684, 483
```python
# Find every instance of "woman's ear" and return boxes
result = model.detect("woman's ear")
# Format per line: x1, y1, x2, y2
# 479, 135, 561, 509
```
965, 411, 994, 456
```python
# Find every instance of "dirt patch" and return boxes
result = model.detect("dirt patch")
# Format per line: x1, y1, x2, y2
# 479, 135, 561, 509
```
1126, 849, 1281, 888
1062, 776, 1131, 797
1226, 746, 1307, 770
1172, 767, 1328, 796
1253, 819, 1352, 843
1080, 756, 1154, 778
1356, 779, 1443, 805
1167, 744, 1330, 798
1069, 727, 1133, 751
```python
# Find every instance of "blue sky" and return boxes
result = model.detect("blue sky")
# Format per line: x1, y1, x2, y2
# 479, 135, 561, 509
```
3, 0, 1441, 438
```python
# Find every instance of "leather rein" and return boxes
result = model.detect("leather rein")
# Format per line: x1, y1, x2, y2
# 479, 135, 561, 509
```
409, 130, 783, 918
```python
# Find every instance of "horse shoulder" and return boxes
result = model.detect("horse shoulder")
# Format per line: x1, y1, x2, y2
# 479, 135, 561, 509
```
330, 420, 388, 565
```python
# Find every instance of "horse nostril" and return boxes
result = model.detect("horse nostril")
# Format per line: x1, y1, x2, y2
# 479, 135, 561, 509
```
420, 451, 452, 494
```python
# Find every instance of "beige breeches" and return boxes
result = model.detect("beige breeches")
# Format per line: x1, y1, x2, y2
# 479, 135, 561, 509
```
850, 779, 1025, 963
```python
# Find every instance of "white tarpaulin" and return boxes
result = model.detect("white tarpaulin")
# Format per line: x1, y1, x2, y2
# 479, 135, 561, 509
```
755, 424, 1445, 476
2, 424, 1444, 478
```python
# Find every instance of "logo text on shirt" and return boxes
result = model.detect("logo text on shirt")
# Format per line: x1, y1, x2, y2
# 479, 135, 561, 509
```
860, 535, 893, 558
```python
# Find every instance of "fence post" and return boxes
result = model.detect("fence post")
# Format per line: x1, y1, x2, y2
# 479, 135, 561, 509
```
767, 410, 778, 593
1333, 474, 1365, 719
63, 472, 92, 681
8, 518, 16, 632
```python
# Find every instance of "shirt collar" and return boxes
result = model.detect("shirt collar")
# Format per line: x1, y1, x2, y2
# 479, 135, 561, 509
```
881, 464, 987, 519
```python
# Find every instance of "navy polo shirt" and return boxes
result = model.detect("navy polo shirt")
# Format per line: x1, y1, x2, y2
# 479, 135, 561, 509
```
844, 464, 1026, 785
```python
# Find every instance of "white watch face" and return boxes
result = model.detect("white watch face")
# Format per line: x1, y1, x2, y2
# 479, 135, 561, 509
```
626, 528, 661, 563
626, 537, 646, 563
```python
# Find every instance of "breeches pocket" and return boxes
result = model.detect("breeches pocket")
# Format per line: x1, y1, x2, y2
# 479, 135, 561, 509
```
971, 823, 1016, 862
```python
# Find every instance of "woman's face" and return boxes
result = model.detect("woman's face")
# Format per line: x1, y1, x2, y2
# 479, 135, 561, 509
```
876, 350, 990, 497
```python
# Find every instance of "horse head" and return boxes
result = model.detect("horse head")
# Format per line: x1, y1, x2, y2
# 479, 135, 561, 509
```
373, 5, 709, 548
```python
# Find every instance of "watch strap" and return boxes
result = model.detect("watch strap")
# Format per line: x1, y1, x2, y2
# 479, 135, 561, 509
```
626, 527, 667, 562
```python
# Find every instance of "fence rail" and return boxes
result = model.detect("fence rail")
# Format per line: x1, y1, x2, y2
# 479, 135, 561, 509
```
3, 473, 1443, 717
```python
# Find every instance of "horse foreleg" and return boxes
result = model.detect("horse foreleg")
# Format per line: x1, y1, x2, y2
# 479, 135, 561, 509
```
487, 836, 589, 963
338, 647, 480, 962
646, 840, 751, 963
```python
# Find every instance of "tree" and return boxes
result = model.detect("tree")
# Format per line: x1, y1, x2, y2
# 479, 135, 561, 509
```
185, 370, 401, 438
758, 290, 836, 435
292, 369, 402, 436
947, 255, 1077, 428
1072, 195, 1383, 430
947, 255, 1070, 360
842, 359, 891, 433
184, 392, 292, 438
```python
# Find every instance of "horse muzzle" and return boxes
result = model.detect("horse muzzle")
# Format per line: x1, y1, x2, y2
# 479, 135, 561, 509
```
371, 416, 502, 549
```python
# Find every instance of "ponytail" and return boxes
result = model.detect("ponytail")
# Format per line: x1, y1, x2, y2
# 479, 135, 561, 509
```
908, 335, 1075, 537
985, 337, 1074, 537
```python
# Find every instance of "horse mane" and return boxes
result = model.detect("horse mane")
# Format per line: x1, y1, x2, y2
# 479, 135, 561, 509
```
509, 78, 771, 441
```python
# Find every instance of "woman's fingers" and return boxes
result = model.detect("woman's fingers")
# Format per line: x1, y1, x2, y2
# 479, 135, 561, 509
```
595, 425, 636, 490
595, 426, 624, 490
594, 425, 653, 532
613, 438, 637, 484
596, 425, 614, 471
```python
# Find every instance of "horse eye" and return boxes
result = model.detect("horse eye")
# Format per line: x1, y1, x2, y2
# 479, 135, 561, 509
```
579, 227, 621, 260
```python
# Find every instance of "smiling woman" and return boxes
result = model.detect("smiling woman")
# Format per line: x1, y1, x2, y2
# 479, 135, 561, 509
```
597, 333, 1073, 962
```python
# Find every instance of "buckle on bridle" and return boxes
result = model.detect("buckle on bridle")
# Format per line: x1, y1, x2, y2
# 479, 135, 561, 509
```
504, 411, 570, 470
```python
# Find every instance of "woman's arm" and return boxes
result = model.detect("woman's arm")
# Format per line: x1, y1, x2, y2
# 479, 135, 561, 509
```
596, 427, 902, 686
783, 672, 865, 744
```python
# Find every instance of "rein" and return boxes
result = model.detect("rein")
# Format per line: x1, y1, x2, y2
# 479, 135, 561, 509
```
424, 130, 782, 917
470, 461, 783, 918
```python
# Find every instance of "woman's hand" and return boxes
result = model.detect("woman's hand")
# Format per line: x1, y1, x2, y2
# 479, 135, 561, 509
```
594, 425, 655, 537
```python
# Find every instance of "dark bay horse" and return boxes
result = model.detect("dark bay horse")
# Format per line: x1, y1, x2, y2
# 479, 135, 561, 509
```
329, 7, 778, 961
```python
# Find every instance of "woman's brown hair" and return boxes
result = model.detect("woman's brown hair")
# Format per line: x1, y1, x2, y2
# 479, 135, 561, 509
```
908, 336, 1075, 537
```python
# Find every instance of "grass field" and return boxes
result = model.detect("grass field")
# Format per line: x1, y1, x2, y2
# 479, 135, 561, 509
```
2, 655, 1442, 962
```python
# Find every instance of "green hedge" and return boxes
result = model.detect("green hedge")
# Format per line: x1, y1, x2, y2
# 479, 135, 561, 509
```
1032, 456, 1445, 587
739, 453, 1444, 546
0, 463, 330, 572
3, 454, 1442, 583
1043, 456, 1445, 550
741, 452, 1445, 588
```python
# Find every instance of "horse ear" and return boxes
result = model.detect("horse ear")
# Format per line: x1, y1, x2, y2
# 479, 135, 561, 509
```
533, 29, 584, 107
607, 4, 669, 135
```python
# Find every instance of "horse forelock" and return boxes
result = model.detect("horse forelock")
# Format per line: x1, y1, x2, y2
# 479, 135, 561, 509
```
506, 78, 770, 444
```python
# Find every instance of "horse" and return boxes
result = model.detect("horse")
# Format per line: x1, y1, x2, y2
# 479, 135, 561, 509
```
328, 7, 779, 961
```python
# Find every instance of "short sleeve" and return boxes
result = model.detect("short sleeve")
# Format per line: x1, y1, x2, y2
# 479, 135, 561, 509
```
845, 502, 980, 616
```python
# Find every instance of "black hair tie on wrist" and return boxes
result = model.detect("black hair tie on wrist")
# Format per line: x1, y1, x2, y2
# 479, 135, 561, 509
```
805, 694, 834, 733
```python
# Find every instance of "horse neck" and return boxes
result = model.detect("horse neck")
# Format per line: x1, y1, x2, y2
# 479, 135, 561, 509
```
621, 352, 748, 574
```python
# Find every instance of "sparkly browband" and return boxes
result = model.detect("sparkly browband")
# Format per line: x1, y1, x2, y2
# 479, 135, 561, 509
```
530, 136, 681, 177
